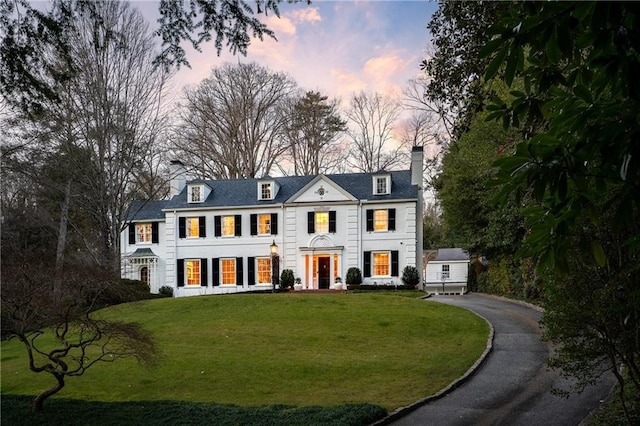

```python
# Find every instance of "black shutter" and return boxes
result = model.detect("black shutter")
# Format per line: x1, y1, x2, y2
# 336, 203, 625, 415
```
329, 211, 336, 233
271, 213, 278, 235
248, 257, 256, 285
151, 222, 159, 243
235, 215, 242, 236
177, 259, 185, 287
250, 214, 258, 235
212, 258, 219, 286
201, 258, 208, 286
236, 257, 243, 285
128, 223, 136, 244
179, 217, 186, 238
214, 216, 221, 237
391, 250, 399, 276
388, 208, 396, 231
366, 210, 374, 232
307, 212, 315, 233
364, 251, 371, 278
199, 216, 206, 237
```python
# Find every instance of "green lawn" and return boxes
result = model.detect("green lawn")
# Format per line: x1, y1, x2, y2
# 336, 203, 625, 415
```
1, 292, 488, 415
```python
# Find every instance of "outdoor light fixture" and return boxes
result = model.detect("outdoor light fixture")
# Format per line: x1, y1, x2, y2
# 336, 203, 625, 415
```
270, 240, 280, 293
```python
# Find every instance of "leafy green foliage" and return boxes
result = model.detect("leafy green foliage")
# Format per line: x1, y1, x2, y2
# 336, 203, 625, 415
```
280, 269, 294, 289
345, 267, 362, 285
481, 2, 640, 272
400, 266, 420, 288
436, 113, 524, 257
1, 395, 387, 426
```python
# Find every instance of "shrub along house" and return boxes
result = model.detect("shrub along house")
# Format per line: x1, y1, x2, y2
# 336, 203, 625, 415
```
120, 148, 424, 297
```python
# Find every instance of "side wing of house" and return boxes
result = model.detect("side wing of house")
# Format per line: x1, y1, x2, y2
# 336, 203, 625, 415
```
120, 200, 168, 293
424, 248, 470, 295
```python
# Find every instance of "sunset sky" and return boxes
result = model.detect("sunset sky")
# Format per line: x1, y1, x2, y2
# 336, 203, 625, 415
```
136, 1, 439, 102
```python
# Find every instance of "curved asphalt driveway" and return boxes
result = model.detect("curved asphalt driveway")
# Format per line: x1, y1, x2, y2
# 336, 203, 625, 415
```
386, 293, 616, 426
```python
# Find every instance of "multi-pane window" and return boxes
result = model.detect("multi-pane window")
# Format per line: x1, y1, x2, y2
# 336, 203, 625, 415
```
257, 257, 272, 284
189, 185, 202, 202
261, 183, 272, 200
374, 209, 388, 231
374, 176, 389, 195
186, 259, 201, 285
315, 212, 329, 233
187, 217, 200, 238
136, 223, 152, 243
258, 214, 271, 235
221, 258, 236, 285
373, 252, 390, 276
442, 264, 450, 279
222, 216, 235, 237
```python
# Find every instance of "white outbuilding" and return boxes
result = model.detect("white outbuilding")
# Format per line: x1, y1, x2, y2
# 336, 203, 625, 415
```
424, 248, 470, 295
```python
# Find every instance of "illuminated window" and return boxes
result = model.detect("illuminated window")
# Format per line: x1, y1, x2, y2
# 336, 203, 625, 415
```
315, 212, 329, 233
136, 223, 152, 243
187, 217, 200, 238
374, 210, 388, 231
222, 216, 235, 237
257, 257, 272, 284
258, 214, 271, 235
221, 258, 236, 285
186, 259, 201, 285
373, 252, 390, 276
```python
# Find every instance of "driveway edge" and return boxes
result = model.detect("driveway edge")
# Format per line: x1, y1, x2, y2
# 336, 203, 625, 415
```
371, 299, 495, 425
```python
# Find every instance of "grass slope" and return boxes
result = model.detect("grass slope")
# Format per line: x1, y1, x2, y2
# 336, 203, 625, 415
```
1, 292, 488, 415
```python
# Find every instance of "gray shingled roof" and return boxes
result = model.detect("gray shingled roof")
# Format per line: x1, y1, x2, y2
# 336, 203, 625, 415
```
126, 200, 170, 221
163, 170, 417, 210
434, 248, 470, 261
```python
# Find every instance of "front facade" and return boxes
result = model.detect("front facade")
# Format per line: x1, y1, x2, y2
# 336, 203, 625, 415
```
121, 149, 423, 296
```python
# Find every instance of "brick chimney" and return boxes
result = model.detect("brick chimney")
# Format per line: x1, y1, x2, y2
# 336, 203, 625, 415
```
411, 146, 423, 187
169, 160, 186, 197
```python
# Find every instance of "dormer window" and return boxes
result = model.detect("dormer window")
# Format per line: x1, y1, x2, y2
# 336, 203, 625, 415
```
261, 183, 272, 200
188, 184, 205, 203
373, 175, 391, 195
258, 180, 279, 200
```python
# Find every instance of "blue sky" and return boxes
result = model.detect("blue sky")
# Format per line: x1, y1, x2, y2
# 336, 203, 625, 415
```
146, 1, 439, 101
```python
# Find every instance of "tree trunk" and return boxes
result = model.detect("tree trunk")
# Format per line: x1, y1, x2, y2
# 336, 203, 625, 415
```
32, 374, 65, 413
55, 179, 72, 270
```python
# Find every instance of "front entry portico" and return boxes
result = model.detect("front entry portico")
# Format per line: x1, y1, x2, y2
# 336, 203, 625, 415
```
301, 236, 343, 290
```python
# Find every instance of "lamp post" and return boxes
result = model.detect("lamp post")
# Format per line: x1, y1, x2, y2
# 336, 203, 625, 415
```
270, 240, 280, 293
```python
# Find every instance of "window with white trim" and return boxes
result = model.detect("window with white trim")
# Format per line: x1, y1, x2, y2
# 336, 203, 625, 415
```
374, 209, 388, 231
260, 183, 272, 200
187, 217, 200, 238
222, 216, 235, 237
442, 264, 450, 279
186, 259, 201, 285
256, 257, 272, 284
188, 184, 204, 203
136, 223, 153, 243
258, 214, 271, 235
373, 251, 390, 276
221, 258, 236, 285
373, 175, 390, 195
315, 212, 329, 233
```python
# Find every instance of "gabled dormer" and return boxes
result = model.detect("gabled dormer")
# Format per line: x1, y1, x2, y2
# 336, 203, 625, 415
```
187, 182, 212, 203
372, 172, 391, 196
257, 179, 279, 201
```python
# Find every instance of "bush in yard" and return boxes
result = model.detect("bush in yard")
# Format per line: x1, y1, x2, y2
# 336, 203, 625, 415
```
345, 267, 362, 287
158, 286, 174, 297
280, 269, 294, 290
401, 266, 420, 289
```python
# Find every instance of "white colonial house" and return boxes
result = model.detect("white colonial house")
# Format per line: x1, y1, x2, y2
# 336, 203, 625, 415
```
120, 148, 424, 297
424, 248, 470, 295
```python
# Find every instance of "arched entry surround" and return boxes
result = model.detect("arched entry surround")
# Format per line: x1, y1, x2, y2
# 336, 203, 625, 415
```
300, 235, 344, 290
